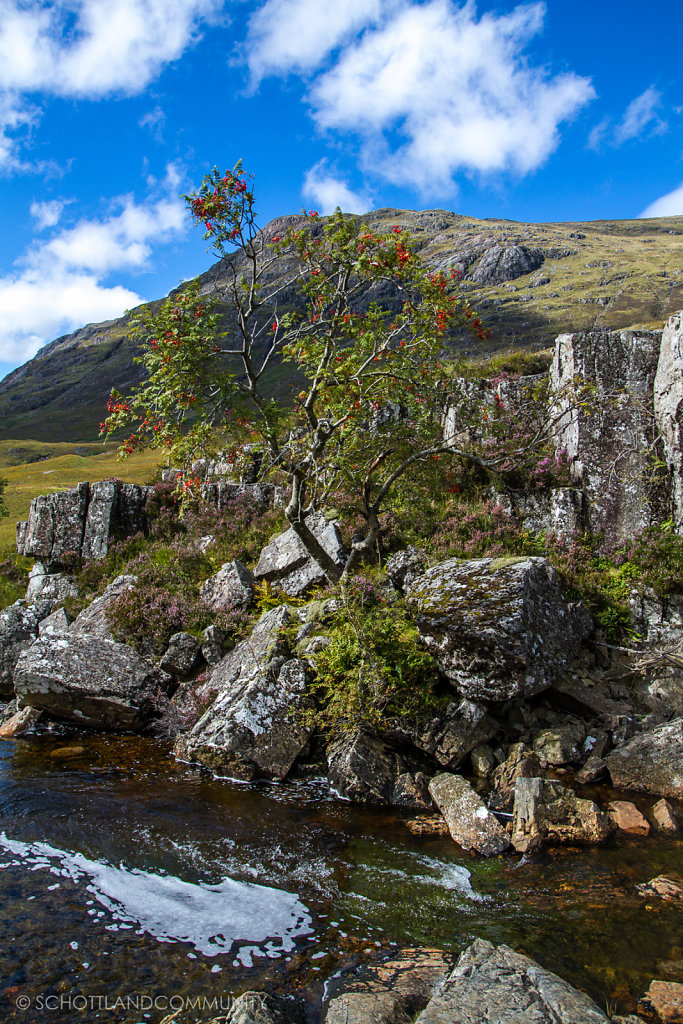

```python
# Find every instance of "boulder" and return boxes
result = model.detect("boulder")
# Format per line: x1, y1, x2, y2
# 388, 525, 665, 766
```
650, 798, 678, 832
0, 600, 50, 697
70, 574, 137, 640
576, 755, 608, 785
606, 719, 683, 799
385, 547, 428, 592
489, 743, 544, 813
200, 624, 226, 666
471, 745, 497, 777
25, 563, 78, 608
0, 705, 41, 739
428, 772, 511, 857
254, 513, 346, 597
608, 800, 650, 836
225, 992, 293, 1024
200, 480, 275, 513
406, 557, 591, 702
532, 722, 585, 765
174, 606, 313, 780
200, 559, 255, 612
389, 699, 498, 771
13, 634, 164, 730
327, 729, 431, 808
16, 481, 152, 567
159, 632, 201, 677
414, 938, 610, 1024
511, 777, 614, 852
550, 326, 665, 543
654, 311, 683, 531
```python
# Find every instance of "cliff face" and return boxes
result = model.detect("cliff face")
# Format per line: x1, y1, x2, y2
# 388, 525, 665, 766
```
1, 208, 681, 442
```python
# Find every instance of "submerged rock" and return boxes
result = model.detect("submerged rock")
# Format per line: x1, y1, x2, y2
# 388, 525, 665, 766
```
13, 634, 164, 731
606, 718, 683, 799
414, 938, 610, 1023
406, 556, 591, 702
174, 606, 313, 780
428, 772, 511, 857
511, 777, 614, 852
324, 948, 454, 1024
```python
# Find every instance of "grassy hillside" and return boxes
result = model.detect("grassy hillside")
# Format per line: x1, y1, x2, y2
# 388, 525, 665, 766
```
0, 210, 681, 443
0, 446, 162, 551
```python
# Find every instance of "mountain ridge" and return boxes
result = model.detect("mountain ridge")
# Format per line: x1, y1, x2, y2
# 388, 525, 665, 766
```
1, 208, 681, 442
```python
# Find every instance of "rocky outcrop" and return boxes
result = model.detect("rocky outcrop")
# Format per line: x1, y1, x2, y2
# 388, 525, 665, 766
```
16, 480, 152, 567
200, 480, 275, 514
511, 777, 614, 852
550, 325, 665, 542
327, 729, 431, 808
254, 513, 346, 597
415, 938, 610, 1024
471, 244, 544, 285
654, 312, 683, 531
428, 773, 511, 857
174, 606, 313, 780
200, 559, 255, 612
0, 600, 50, 697
606, 718, 683, 798
13, 634, 164, 730
406, 556, 592, 702
69, 574, 137, 640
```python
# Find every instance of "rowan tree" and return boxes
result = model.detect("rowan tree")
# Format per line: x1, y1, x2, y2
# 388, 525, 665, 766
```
103, 163, 565, 582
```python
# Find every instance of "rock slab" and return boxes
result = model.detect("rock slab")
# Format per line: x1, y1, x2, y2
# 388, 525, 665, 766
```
174, 606, 313, 780
429, 772, 510, 857
13, 634, 163, 731
415, 938, 609, 1024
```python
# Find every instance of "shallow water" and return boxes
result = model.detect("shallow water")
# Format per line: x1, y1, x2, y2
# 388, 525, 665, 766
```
0, 733, 681, 1022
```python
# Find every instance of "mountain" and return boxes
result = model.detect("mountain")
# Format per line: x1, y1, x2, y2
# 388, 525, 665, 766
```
0, 209, 681, 442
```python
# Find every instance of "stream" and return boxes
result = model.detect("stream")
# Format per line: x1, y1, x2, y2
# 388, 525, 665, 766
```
0, 733, 681, 1022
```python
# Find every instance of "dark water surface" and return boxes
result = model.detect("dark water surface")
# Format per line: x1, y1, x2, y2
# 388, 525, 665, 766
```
0, 734, 681, 1022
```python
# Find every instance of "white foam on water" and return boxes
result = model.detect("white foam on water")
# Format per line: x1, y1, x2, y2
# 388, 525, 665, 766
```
0, 832, 313, 958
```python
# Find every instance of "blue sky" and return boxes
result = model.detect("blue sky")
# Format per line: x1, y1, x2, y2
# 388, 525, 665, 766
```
0, 0, 681, 380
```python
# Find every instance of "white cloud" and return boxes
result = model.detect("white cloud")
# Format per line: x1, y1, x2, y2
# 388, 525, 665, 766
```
0, 0, 221, 167
0, 0, 221, 96
30, 198, 68, 229
302, 160, 372, 214
0, 94, 38, 171
640, 182, 683, 218
246, 0, 384, 81
614, 87, 665, 144
306, 0, 594, 194
0, 165, 187, 366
